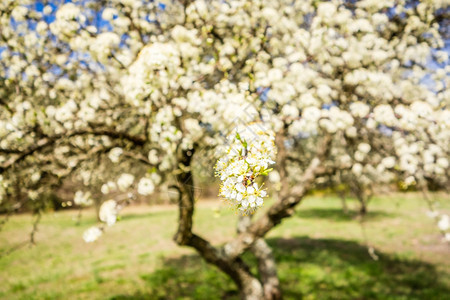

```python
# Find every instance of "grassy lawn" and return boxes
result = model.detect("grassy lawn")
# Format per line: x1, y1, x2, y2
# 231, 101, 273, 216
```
0, 193, 449, 299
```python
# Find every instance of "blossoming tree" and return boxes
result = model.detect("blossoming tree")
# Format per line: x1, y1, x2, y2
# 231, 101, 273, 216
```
1, 0, 449, 298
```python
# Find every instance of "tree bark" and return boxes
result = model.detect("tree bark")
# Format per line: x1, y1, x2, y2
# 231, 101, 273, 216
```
188, 234, 264, 300
238, 216, 282, 300
357, 195, 367, 216
350, 180, 368, 217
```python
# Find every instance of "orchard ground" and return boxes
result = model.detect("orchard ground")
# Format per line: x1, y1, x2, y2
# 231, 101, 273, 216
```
1, 193, 449, 300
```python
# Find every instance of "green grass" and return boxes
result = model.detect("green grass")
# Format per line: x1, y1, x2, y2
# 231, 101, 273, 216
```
0, 193, 449, 299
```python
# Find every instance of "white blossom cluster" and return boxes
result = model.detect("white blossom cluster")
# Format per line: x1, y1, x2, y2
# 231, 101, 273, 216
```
83, 226, 102, 243
99, 199, 121, 226
137, 177, 155, 196
83, 168, 160, 242
427, 212, 450, 242
82, 199, 122, 243
215, 124, 276, 215
108, 147, 123, 163
73, 191, 93, 206
49, 3, 85, 40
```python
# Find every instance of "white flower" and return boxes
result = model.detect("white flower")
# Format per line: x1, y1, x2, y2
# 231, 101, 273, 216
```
117, 173, 134, 191
74, 191, 93, 206
151, 173, 161, 185
247, 186, 255, 194
438, 215, 449, 231
352, 163, 363, 175
237, 193, 243, 202
404, 176, 416, 186
102, 8, 117, 21
90, 32, 121, 62
373, 105, 397, 127
83, 227, 102, 243
436, 157, 448, 169
354, 151, 365, 162
256, 197, 264, 206
281, 105, 299, 118
101, 181, 117, 194
317, 2, 336, 18
184, 118, 203, 140
12, 6, 28, 22
345, 126, 357, 138
235, 183, 246, 193
108, 147, 123, 163
31, 172, 41, 183
36, 21, 48, 35
28, 191, 39, 200
171, 25, 199, 45
138, 177, 155, 196
267, 171, 280, 185
358, 143, 371, 154
43, 5, 52, 15
317, 84, 332, 101
381, 157, 396, 169
268, 68, 283, 82
99, 200, 119, 226
350, 102, 370, 118
411, 101, 432, 118
445, 233, 450, 242
148, 149, 159, 164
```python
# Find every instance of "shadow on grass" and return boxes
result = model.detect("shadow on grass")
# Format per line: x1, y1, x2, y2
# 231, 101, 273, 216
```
295, 208, 395, 221
110, 237, 449, 300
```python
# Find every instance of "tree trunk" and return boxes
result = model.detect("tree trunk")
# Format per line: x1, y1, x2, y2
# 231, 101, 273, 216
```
358, 197, 367, 216
189, 234, 264, 300
338, 191, 348, 214
239, 273, 265, 300
350, 181, 367, 217
238, 216, 282, 300
358, 192, 372, 217
253, 240, 282, 299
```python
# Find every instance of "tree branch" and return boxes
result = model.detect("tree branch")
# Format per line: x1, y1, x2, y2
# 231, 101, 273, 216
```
0, 128, 146, 173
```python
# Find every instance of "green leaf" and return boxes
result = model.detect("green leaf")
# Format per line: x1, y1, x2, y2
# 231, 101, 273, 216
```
260, 168, 273, 176
147, 167, 157, 173
242, 139, 247, 148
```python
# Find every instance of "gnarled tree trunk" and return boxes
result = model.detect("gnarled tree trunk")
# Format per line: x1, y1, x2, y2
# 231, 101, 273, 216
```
238, 215, 281, 299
